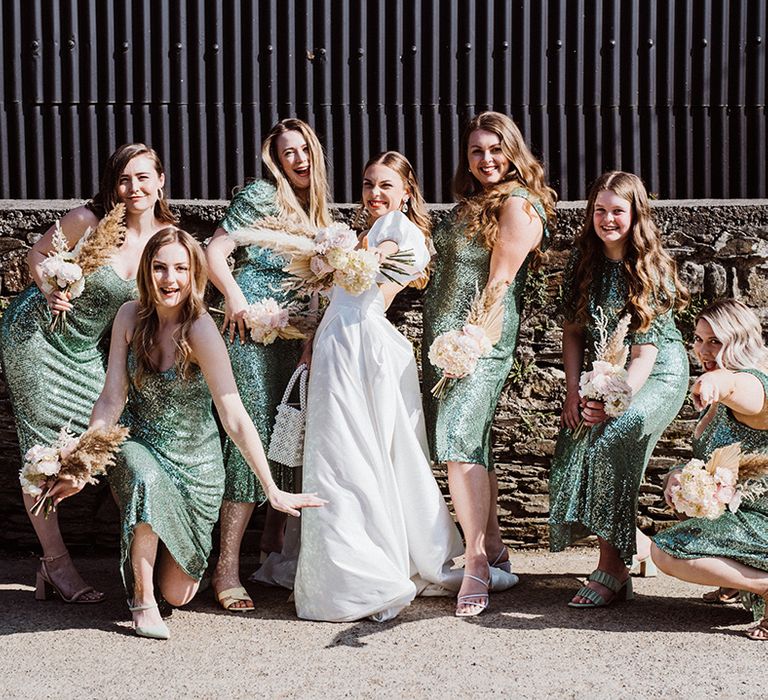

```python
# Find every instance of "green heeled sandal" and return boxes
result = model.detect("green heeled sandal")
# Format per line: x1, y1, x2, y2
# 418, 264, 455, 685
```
128, 600, 171, 640
568, 570, 633, 609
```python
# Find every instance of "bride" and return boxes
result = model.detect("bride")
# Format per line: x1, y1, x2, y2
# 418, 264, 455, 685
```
259, 151, 517, 622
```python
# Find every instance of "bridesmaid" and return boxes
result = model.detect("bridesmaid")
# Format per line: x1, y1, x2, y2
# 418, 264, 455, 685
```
205, 118, 332, 611
651, 299, 768, 640
0, 143, 175, 603
49, 228, 325, 639
549, 171, 690, 608
422, 112, 556, 615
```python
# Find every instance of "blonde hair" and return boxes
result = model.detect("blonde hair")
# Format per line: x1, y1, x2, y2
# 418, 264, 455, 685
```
132, 228, 208, 386
697, 299, 768, 370
261, 118, 332, 227
453, 111, 557, 251
573, 171, 689, 333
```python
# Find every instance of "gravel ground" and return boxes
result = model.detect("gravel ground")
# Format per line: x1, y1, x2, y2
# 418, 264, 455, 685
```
0, 548, 764, 699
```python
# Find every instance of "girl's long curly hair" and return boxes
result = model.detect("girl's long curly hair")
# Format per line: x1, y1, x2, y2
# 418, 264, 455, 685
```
453, 111, 557, 256
261, 118, 332, 227
132, 228, 208, 387
573, 171, 689, 332
355, 150, 433, 289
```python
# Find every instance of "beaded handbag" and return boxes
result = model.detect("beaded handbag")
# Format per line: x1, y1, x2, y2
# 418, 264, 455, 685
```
267, 364, 308, 468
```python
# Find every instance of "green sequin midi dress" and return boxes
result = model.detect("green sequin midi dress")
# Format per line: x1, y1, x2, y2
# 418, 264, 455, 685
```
548, 252, 690, 561
422, 188, 549, 469
653, 369, 768, 573
0, 265, 135, 457
109, 350, 225, 590
217, 179, 304, 501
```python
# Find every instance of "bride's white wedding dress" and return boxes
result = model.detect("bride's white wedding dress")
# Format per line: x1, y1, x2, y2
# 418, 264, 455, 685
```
294, 212, 466, 622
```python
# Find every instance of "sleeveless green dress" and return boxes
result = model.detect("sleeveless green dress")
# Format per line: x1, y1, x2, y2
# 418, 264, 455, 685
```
0, 265, 135, 457
217, 179, 305, 501
109, 349, 225, 591
653, 369, 768, 572
548, 251, 690, 562
422, 188, 549, 469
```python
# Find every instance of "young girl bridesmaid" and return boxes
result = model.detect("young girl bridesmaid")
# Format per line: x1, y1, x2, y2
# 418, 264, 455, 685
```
549, 170, 689, 607
205, 118, 332, 611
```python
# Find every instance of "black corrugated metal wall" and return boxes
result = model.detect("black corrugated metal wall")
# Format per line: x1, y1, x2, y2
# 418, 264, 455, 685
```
1, 0, 766, 202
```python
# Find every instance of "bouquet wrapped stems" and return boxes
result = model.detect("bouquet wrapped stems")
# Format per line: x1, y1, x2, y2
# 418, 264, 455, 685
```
429, 282, 506, 399
572, 309, 632, 440
22, 425, 130, 518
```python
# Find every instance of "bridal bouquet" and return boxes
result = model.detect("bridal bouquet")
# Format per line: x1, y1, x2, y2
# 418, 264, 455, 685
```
670, 443, 768, 519
40, 204, 126, 332
20, 424, 130, 517
572, 309, 633, 440
242, 297, 307, 345
229, 218, 414, 296
429, 282, 506, 399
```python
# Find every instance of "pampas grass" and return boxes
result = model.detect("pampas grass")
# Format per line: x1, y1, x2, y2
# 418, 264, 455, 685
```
74, 203, 127, 275
466, 281, 507, 344
60, 425, 130, 483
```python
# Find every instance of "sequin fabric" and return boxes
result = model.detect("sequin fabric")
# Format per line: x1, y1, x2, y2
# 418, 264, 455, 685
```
109, 350, 225, 591
548, 251, 690, 562
0, 265, 135, 458
422, 188, 549, 469
653, 369, 768, 578
217, 179, 304, 501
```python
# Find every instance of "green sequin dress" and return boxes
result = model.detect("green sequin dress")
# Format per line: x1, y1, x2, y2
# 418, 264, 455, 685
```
653, 369, 768, 573
0, 265, 135, 457
217, 179, 304, 501
109, 349, 225, 590
422, 188, 549, 469
548, 252, 690, 562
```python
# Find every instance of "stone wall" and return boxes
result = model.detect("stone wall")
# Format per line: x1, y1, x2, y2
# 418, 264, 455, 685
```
1, 199, 767, 550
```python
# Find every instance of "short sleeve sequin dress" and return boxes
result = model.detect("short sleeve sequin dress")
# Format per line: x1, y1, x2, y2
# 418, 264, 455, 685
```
421, 188, 549, 469
108, 349, 225, 591
653, 369, 768, 576
1, 264, 135, 458
548, 251, 690, 561
217, 179, 305, 501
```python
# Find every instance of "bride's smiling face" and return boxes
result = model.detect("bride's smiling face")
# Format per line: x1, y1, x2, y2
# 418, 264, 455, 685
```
362, 163, 409, 220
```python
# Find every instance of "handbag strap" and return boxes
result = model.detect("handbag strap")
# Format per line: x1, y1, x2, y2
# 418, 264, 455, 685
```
280, 364, 308, 409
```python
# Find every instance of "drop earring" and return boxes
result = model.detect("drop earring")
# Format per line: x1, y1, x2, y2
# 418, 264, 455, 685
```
401, 200, 409, 214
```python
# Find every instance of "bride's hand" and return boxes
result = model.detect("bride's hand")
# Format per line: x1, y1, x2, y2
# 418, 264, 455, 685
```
267, 485, 327, 517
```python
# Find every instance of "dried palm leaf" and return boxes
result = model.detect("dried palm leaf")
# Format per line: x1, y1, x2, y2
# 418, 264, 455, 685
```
705, 442, 741, 479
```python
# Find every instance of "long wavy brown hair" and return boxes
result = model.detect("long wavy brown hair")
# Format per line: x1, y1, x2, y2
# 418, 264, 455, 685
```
89, 143, 177, 224
453, 111, 557, 252
132, 228, 208, 386
572, 171, 689, 333
355, 151, 433, 289
261, 118, 332, 227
